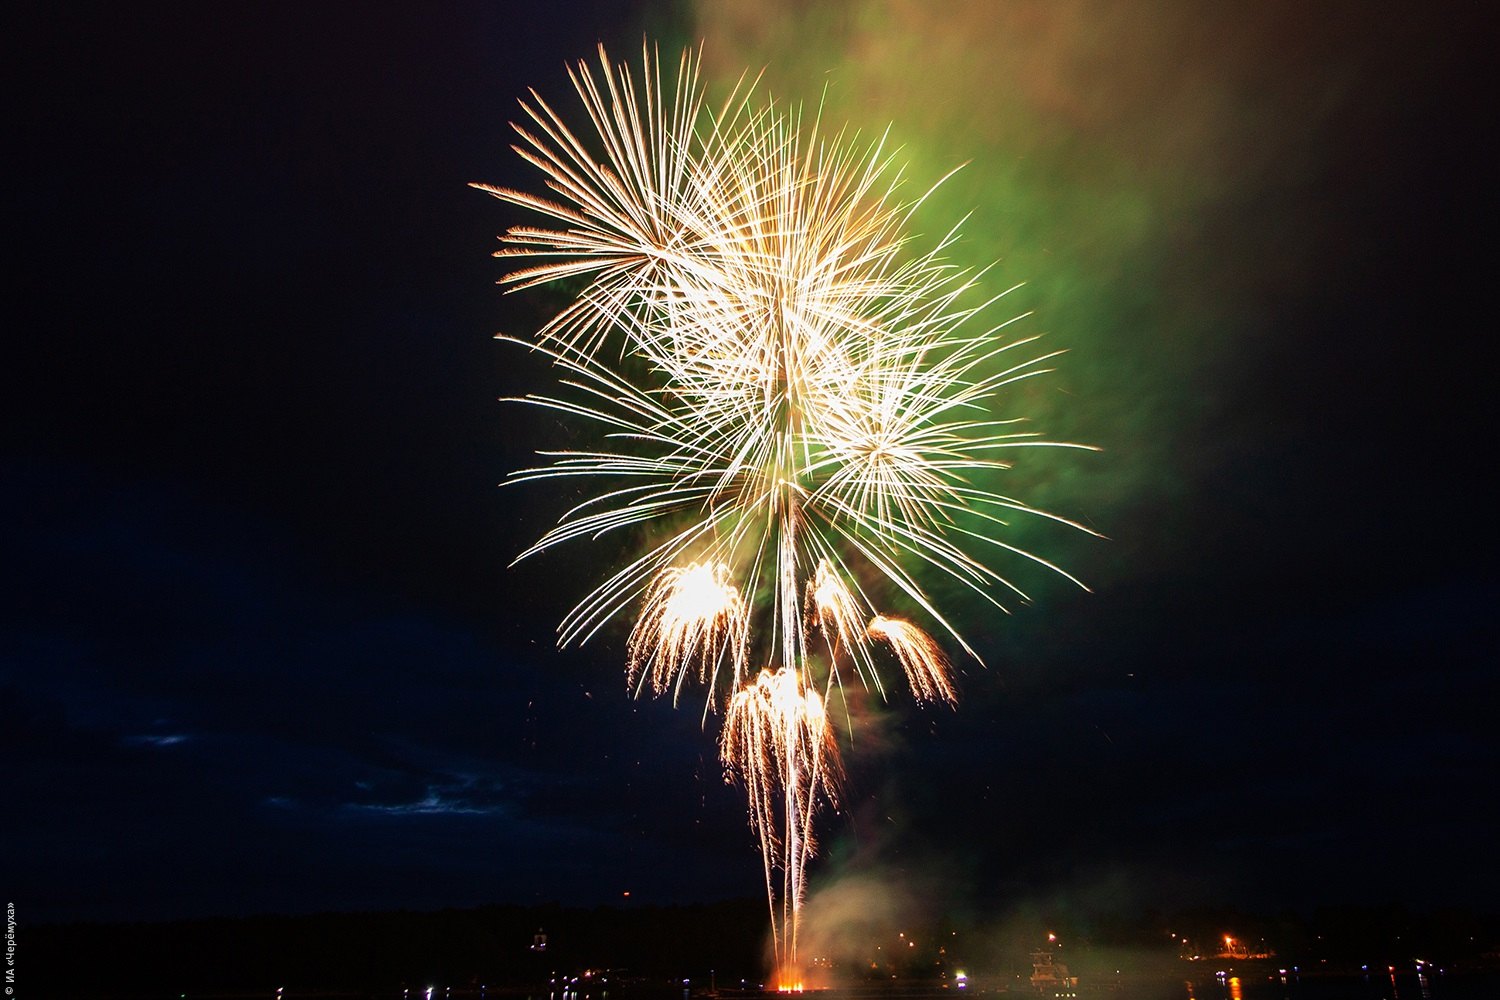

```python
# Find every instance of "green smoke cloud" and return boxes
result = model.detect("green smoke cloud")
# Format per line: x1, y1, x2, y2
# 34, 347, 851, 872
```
681, 0, 1387, 610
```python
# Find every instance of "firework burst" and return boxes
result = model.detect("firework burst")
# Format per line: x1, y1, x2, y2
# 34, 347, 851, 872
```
476, 42, 1095, 982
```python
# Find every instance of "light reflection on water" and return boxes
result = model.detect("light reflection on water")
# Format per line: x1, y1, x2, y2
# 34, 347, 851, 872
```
1170, 970, 1498, 1000
379, 976, 1499, 1000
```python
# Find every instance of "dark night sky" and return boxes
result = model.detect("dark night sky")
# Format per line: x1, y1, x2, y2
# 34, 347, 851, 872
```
6, 2, 1496, 926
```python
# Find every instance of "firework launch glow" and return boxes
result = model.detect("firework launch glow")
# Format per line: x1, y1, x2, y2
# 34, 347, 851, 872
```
476, 43, 1095, 983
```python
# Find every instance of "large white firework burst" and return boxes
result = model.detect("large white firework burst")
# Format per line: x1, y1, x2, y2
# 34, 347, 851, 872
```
475, 42, 1095, 980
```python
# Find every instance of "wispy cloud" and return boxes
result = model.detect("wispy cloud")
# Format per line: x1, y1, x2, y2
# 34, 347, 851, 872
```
343, 788, 504, 817
123, 733, 190, 747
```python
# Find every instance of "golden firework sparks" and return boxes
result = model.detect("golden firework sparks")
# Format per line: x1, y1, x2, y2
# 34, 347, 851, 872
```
627, 560, 748, 704
867, 615, 956, 706
724, 667, 840, 973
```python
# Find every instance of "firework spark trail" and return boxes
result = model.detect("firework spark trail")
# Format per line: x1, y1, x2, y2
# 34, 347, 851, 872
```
476, 42, 1096, 982
725, 668, 840, 975
866, 615, 956, 705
